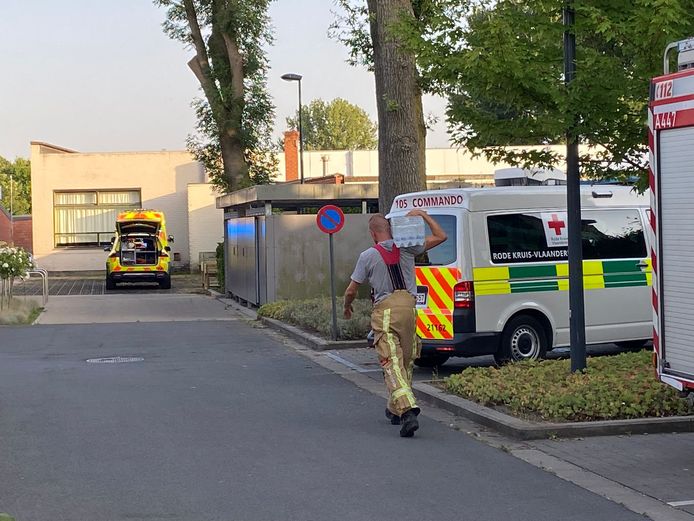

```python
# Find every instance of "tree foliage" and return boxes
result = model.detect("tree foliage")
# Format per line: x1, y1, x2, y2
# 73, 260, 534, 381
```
286, 98, 378, 150
403, 0, 694, 187
0, 157, 31, 215
155, 0, 277, 191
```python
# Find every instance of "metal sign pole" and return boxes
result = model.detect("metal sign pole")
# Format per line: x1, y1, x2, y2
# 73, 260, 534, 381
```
329, 232, 338, 340
564, 0, 587, 372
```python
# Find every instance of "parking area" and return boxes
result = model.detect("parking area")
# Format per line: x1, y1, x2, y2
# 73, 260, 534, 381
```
14, 273, 208, 297
35, 292, 237, 325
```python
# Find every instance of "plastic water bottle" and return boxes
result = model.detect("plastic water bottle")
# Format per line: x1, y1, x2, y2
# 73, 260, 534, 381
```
391, 216, 425, 248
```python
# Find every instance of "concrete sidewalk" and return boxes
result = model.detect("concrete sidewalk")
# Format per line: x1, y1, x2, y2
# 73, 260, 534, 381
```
37, 294, 239, 324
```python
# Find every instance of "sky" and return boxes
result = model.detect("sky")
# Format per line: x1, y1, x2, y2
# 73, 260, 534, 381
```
0, 0, 451, 161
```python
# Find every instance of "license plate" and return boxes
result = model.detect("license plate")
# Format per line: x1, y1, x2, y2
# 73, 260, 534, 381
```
416, 286, 428, 308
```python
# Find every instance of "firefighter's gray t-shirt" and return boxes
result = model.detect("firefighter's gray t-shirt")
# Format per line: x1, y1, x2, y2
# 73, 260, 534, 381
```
350, 240, 426, 304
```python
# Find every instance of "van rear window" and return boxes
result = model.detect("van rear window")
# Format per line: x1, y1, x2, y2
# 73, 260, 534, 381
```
415, 215, 457, 266
487, 210, 645, 264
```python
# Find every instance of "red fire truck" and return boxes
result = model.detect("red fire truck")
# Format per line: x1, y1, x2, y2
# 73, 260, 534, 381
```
651, 37, 694, 394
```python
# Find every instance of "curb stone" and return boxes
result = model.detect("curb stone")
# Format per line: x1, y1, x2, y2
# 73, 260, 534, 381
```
413, 381, 694, 440
208, 294, 368, 351
259, 317, 367, 351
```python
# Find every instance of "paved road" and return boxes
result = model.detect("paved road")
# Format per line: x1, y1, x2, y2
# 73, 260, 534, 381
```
0, 306, 646, 520
330, 345, 694, 518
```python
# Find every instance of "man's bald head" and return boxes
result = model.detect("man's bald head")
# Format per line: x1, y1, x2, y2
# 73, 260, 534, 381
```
369, 214, 392, 241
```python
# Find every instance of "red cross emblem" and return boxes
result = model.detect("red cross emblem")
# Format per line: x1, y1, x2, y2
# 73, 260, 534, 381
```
548, 214, 566, 236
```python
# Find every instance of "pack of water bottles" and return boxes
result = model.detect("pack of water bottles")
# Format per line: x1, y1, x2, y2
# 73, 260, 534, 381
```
390, 216, 426, 248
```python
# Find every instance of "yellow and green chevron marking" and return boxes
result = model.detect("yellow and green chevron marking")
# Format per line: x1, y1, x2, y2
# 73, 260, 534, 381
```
474, 259, 652, 296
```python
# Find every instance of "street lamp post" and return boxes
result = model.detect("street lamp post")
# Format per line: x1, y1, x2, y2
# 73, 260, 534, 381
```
563, 0, 587, 372
281, 72, 304, 184
9, 174, 13, 245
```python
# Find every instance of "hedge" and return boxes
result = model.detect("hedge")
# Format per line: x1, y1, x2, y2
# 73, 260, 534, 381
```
445, 351, 694, 422
258, 297, 371, 340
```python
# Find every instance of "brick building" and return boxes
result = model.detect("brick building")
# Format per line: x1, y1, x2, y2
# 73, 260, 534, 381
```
0, 204, 32, 252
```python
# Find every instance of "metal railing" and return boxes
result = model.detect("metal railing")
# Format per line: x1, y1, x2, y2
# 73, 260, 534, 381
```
24, 268, 49, 307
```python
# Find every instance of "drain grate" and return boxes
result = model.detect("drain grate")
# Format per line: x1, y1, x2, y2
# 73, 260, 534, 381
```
86, 356, 144, 364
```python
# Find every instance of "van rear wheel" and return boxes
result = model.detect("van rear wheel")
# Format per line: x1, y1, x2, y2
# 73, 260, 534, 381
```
494, 315, 548, 365
159, 274, 172, 290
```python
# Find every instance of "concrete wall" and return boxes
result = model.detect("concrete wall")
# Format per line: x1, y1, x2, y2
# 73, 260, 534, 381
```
265, 214, 374, 302
187, 183, 224, 270
273, 144, 597, 184
30, 142, 205, 271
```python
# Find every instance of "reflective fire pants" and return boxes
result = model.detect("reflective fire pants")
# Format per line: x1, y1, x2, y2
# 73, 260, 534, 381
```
371, 290, 421, 417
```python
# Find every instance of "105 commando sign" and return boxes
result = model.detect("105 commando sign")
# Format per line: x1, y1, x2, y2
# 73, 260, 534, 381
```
393, 193, 465, 210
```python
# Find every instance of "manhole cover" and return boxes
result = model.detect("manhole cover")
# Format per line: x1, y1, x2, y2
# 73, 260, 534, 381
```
86, 356, 144, 364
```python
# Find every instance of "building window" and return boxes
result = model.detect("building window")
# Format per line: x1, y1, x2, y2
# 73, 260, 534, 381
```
54, 190, 141, 247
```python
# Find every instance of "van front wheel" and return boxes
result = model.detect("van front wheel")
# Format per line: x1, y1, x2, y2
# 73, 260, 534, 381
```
494, 315, 548, 365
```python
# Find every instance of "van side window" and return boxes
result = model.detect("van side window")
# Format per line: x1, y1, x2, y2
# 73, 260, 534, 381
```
415, 215, 457, 266
581, 210, 646, 260
488, 214, 556, 263
487, 210, 646, 264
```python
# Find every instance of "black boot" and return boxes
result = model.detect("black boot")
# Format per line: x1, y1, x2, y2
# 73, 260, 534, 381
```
385, 408, 401, 425
399, 408, 420, 438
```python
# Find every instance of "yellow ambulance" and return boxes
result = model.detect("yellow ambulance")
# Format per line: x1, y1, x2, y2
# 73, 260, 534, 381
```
104, 210, 174, 290
387, 186, 652, 366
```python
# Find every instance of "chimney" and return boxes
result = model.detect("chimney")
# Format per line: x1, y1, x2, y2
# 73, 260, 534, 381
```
321, 154, 330, 177
283, 130, 299, 182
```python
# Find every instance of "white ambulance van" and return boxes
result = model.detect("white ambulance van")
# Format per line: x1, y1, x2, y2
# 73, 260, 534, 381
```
387, 186, 652, 366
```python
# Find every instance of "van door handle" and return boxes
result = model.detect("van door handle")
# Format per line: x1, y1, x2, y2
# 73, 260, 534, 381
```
637, 261, 649, 269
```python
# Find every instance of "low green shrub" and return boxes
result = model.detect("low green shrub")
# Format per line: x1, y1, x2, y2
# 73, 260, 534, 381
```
445, 351, 693, 422
258, 297, 371, 340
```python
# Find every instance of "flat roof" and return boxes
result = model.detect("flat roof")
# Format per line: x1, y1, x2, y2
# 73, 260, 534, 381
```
216, 183, 379, 210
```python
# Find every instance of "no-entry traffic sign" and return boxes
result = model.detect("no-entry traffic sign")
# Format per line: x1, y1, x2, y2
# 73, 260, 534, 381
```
316, 205, 345, 234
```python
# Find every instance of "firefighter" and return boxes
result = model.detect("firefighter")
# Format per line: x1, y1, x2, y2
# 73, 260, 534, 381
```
343, 212, 447, 437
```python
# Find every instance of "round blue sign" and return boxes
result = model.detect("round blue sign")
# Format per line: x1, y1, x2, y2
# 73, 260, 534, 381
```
316, 205, 345, 234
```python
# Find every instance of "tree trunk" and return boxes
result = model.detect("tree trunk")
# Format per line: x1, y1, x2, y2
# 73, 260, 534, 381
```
184, 0, 250, 192
220, 130, 248, 188
367, 0, 427, 213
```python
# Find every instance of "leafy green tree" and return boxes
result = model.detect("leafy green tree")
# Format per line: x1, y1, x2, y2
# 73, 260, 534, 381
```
0, 157, 31, 215
403, 0, 694, 187
155, 0, 277, 191
332, 1, 427, 211
286, 98, 377, 150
